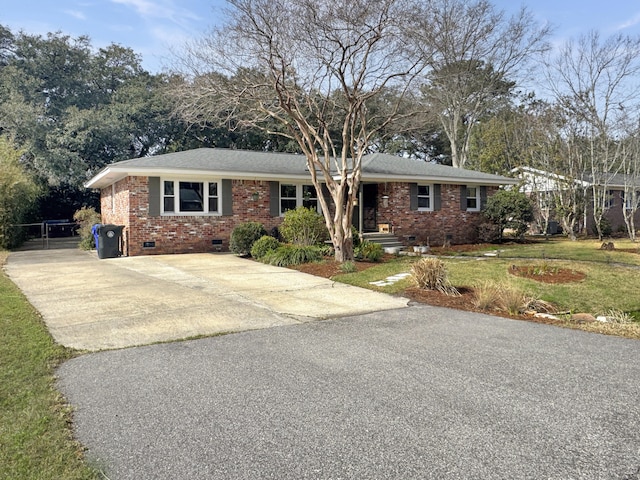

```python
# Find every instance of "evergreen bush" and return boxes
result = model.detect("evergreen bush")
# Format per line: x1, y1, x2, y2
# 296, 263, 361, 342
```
230, 222, 267, 256
73, 206, 101, 250
482, 189, 534, 240
280, 207, 328, 246
250, 235, 281, 260
355, 240, 384, 262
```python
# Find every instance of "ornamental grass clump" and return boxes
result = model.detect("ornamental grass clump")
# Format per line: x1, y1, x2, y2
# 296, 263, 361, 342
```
497, 285, 530, 315
411, 257, 460, 296
474, 281, 551, 315
263, 244, 324, 267
472, 280, 502, 311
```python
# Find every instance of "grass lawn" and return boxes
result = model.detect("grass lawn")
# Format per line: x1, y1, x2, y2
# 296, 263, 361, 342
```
460, 237, 640, 266
335, 237, 640, 338
0, 252, 99, 480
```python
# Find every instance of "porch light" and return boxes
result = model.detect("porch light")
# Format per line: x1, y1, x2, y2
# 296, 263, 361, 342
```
382, 195, 389, 207
251, 191, 260, 201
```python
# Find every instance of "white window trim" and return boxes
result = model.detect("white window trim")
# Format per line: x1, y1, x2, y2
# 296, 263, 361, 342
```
279, 183, 320, 216
161, 177, 222, 216
624, 190, 640, 210
605, 189, 616, 210
417, 184, 434, 212
466, 186, 481, 212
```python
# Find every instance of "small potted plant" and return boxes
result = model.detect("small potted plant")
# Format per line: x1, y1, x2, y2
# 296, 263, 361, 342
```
414, 235, 430, 254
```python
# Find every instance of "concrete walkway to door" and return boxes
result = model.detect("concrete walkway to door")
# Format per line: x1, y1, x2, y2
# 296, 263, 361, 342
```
4, 247, 408, 351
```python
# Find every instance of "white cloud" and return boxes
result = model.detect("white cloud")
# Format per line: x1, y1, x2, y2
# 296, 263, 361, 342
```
616, 12, 640, 31
110, 0, 201, 28
65, 10, 87, 21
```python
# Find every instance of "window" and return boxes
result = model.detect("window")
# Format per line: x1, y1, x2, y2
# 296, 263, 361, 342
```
164, 181, 175, 212
280, 184, 298, 213
466, 186, 480, 211
417, 185, 432, 210
622, 190, 640, 210
302, 185, 318, 210
605, 190, 616, 209
208, 183, 219, 213
162, 179, 220, 215
280, 184, 320, 215
180, 182, 204, 212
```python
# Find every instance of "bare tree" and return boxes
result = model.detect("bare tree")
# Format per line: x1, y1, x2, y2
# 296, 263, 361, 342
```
168, 0, 425, 261
517, 103, 590, 241
620, 115, 640, 241
517, 101, 565, 236
411, 0, 550, 168
546, 31, 640, 240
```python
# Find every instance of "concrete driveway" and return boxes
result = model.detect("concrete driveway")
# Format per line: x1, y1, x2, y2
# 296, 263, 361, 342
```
4, 246, 408, 351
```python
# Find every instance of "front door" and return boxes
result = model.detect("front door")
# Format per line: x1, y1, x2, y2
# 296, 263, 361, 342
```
362, 184, 378, 231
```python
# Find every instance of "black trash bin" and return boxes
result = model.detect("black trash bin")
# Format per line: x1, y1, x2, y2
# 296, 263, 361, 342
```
97, 224, 124, 259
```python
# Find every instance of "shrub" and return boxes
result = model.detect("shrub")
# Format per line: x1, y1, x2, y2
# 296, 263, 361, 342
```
250, 235, 281, 260
477, 222, 502, 243
496, 285, 530, 315
73, 206, 101, 250
472, 281, 502, 311
411, 258, 460, 296
351, 226, 362, 248
600, 309, 634, 324
280, 207, 328, 246
340, 261, 357, 273
482, 189, 534, 240
263, 244, 324, 266
0, 138, 40, 249
318, 243, 334, 257
474, 280, 547, 315
593, 217, 612, 238
355, 240, 384, 262
230, 222, 267, 256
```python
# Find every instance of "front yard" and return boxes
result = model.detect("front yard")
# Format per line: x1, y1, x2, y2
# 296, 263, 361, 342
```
295, 237, 640, 339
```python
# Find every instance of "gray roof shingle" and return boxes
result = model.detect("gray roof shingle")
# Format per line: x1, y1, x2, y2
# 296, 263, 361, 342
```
86, 148, 516, 188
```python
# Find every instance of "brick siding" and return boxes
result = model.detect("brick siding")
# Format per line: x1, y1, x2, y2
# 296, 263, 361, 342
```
101, 177, 282, 256
101, 177, 495, 256
376, 183, 496, 246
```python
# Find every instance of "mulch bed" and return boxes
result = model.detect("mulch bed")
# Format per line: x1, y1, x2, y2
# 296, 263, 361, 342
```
507, 265, 586, 284
289, 249, 584, 324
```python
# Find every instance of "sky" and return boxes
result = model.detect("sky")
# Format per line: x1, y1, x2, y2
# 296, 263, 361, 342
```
2, 0, 640, 73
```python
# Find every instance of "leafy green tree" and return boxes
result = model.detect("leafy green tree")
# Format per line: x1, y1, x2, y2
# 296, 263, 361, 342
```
483, 189, 534, 240
0, 137, 40, 248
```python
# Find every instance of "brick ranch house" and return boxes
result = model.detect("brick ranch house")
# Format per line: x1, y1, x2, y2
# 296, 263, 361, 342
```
85, 148, 517, 256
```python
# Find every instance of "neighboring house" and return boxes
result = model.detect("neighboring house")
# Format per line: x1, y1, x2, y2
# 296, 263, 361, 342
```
514, 166, 640, 235
85, 148, 516, 256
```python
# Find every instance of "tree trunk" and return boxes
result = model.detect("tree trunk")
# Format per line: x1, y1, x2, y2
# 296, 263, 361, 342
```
332, 224, 354, 262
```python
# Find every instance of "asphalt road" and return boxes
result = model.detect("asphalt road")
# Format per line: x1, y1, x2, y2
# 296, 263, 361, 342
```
57, 305, 640, 480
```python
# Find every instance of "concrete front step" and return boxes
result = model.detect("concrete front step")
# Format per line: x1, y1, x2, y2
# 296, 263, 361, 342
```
362, 232, 404, 250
